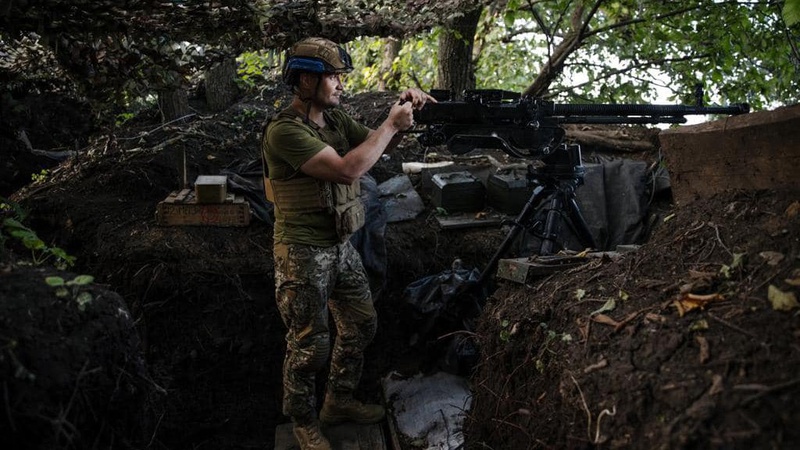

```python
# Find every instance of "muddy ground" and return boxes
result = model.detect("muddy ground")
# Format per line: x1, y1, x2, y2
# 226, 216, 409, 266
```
1, 88, 798, 450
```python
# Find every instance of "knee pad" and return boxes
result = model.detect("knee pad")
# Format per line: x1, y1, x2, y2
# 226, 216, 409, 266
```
294, 333, 330, 372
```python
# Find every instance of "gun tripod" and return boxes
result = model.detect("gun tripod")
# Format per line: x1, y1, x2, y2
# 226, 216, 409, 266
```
477, 143, 597, 287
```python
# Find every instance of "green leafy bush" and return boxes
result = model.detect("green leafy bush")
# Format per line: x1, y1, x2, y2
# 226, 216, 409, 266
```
1, 198, 75, 269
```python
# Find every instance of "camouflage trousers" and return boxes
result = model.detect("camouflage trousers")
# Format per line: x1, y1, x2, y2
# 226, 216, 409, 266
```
273, 241, 377, 423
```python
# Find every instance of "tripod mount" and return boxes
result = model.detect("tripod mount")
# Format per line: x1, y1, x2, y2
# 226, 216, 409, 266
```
477, 143, 597, 287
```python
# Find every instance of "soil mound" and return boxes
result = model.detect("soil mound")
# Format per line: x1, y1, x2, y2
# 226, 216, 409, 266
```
0, 266, 150, 449
469, 189, 800, 449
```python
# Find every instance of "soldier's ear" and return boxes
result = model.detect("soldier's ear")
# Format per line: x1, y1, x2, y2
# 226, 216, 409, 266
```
298, 72, 319, 90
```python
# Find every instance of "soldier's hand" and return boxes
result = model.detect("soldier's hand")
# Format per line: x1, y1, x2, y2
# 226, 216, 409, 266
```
399, 88, 437, 110
388, 100, 414, 131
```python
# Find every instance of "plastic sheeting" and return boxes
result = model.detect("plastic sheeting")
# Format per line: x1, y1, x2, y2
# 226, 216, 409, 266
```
403, 262, 485, 374
382, 371, 471, 450
517, 158, 651, 254
350, 173, 388, 300
220, 158, 273, 223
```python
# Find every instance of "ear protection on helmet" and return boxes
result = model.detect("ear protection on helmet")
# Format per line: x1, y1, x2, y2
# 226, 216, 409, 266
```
283, 37, 353, 85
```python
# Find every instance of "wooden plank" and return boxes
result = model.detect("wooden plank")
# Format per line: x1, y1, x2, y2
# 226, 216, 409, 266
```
174, 188, 192, 202
436, 213, 504, 230
660, 104, 800, 205
497, 255, 588, 284
274, 422, 386, 450
155, 192, 250, 227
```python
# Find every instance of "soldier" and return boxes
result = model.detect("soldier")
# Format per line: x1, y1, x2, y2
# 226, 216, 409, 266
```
261, 37, 435, 450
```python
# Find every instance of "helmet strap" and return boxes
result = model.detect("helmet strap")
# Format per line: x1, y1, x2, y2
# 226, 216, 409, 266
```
293, 73, 324, 125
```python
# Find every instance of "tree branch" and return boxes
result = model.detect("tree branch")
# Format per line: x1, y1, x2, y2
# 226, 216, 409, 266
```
521, 0, 606, 97
548, 54, 711, 99
585, 3, 708, 39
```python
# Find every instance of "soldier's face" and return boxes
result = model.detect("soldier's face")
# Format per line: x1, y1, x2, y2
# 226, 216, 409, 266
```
314, 73, 344, 108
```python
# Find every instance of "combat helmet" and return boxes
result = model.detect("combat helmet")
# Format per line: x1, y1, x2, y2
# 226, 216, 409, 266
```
282, 37, 353, 85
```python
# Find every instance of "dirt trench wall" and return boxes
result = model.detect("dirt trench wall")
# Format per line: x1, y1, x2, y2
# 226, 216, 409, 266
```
466, 189, 800, 449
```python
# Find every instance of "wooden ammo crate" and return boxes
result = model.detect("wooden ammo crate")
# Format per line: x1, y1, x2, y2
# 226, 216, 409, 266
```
155, 189, 250, 227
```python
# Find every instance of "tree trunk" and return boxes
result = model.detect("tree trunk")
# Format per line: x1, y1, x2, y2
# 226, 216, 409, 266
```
158, 88, 190, 123
205, 57, 239, 111
377, 37, 401, 92
436, 7, 482, 99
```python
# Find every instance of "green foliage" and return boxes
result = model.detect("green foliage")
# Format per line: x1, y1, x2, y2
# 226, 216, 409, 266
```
115, 112, 136, 126
30, 169, 48, 184
1, 199, 75, 269
345, 33, 439, 93
237, 50, 282, 90
498, 319, 511, 342
476, 0, 797, 108
234, 107, 259, 123
45, 275, 95, 311
533, 321, 572, 373
785, 0, 800, 26
339, 1, 794, 110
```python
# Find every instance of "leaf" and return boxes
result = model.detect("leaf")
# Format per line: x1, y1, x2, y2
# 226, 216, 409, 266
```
50, 248, 76, 266
618, 290, 629, 301
672, 293, 724, 317
786, 201, 800, 218
591, 298, 616, 316
689, 319, 709, 331
785, 0, 800, 27
45, 276, 65, 287
23, 237, 46, 251
2, 217, 27, 231
758, 251, 785, 266
592, 314, 621, 327
768, 285, 799, 311
731, 252, 746, 269
71, 275, 95, 286
75, 291, 94, 311
785, 269, 800, 286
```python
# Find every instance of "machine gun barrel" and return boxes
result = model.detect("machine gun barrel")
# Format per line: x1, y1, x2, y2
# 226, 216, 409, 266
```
411, 89, 750, 157
551, 102, 750, 124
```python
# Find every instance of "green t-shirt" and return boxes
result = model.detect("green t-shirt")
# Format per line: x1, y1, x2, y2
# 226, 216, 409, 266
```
262, 107, 370, 246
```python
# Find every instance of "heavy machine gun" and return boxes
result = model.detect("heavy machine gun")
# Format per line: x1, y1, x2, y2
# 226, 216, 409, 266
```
410, 89, 749, 287
413, 88, 749, 158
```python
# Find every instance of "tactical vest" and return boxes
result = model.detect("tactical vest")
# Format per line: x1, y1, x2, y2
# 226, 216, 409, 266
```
262, 110, 365, 242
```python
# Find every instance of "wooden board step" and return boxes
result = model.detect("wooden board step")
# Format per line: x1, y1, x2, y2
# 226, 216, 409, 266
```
274, 422, 387, 450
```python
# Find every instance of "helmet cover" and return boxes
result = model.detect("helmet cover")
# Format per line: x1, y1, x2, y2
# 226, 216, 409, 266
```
283, 37, 353, 84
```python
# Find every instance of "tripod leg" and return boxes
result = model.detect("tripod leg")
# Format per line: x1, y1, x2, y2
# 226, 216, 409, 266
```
567, 196, 597, 250
539, 194, 565, 256
477, 185, 548, 286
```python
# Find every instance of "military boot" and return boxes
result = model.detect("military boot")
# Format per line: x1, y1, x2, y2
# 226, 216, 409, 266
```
320, 393, 386, 425
293, 420, 331, 450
